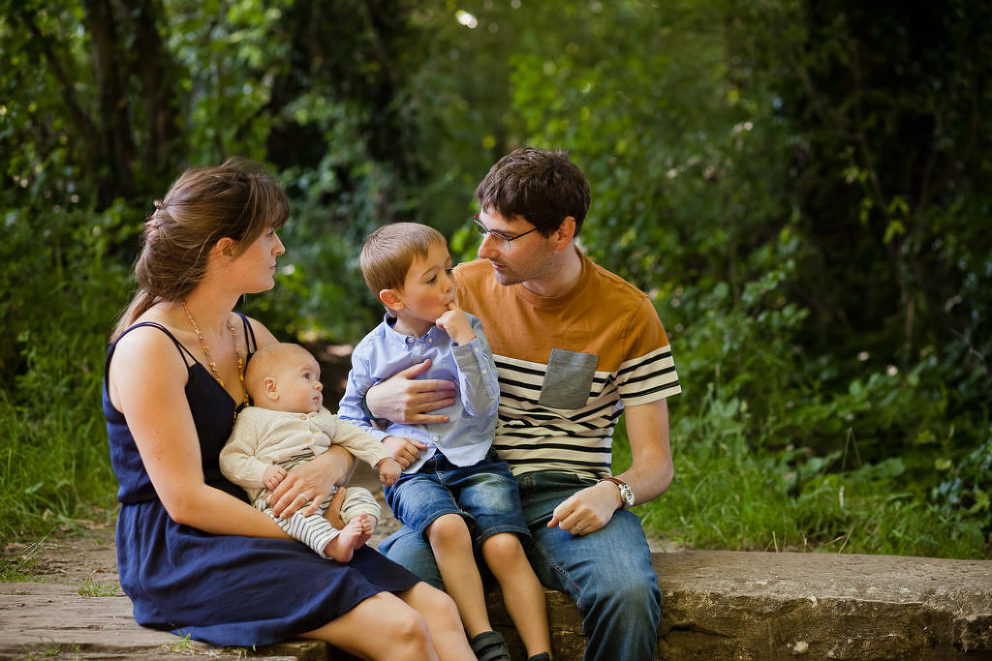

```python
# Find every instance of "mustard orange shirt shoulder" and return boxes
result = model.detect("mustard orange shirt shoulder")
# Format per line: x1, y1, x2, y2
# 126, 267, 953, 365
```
454, 249, 681, 478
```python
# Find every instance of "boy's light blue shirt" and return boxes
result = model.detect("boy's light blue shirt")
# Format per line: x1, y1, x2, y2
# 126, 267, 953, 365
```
337, 313, 499, 474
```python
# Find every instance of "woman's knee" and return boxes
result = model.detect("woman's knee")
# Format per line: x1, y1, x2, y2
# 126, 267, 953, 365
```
410, 582, 462, 626
387, 608, 434, 656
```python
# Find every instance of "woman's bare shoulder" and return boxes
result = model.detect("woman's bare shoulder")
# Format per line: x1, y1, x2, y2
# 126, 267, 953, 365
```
108, 317, 190, 410
242, 315, 279, 348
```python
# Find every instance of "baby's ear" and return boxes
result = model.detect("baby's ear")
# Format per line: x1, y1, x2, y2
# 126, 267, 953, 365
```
263, 376, 280, 400
379, 288, 404, 312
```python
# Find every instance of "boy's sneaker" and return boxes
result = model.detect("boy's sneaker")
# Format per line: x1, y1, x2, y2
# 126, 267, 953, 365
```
470, 630, 511, 661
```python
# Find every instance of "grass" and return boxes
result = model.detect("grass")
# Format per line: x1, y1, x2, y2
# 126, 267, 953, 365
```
614, 401, 989, 559
0, 322, 118, 544
77, 577, 120, 597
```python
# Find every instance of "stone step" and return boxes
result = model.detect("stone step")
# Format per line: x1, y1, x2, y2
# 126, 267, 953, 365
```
3, 550, 990, 660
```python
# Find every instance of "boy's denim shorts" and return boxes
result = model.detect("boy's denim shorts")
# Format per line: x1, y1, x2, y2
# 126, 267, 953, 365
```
385, 451, 530, 545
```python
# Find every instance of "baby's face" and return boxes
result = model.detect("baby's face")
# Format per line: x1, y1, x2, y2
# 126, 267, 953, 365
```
267, 353, 324, 413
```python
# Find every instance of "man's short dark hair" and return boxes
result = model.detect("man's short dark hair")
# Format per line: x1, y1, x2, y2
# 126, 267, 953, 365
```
474, 147, 591, 236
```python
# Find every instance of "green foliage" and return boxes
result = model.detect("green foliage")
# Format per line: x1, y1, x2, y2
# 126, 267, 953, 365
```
0, 205, 123, 539
1, 0, 989, 557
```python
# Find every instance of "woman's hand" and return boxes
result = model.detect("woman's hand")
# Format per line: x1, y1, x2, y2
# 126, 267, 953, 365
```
269, 446, 355, 519
365, 359, 456, 424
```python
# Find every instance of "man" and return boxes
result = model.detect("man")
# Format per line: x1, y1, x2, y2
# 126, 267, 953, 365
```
364, 147, 681, 660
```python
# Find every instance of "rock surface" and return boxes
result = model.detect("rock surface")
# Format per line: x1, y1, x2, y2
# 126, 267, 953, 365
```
3, 464, 990, 660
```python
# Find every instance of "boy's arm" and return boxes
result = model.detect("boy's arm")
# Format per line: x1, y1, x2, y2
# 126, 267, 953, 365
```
450, 314, 499, 417
339, 349, 427, 467
337, 351, 392, 441
219, 411, 271, 490
317, 410, 393, 468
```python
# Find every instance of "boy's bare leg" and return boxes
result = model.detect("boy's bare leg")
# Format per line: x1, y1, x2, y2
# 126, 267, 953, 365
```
321, 487, 347, 529
323, 514, 372, 563
482, 532, 552, 657
427, 513, 492, 637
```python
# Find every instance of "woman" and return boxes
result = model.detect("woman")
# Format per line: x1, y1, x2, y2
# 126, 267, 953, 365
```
104, 159, 473, 660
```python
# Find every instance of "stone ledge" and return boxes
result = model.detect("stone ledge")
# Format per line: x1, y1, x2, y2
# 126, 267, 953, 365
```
3, 551, 990, 660
490, 551, 992, 660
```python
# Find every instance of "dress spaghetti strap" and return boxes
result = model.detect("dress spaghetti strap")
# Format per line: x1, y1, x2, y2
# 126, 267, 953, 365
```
105, 321, 197, 388
236, 313, 258, 355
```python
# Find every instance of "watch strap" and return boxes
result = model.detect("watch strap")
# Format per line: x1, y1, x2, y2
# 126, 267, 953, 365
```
598, 476, 632, 508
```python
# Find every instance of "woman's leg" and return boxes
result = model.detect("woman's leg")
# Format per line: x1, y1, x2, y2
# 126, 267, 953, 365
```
301, 591, 437, 660
398, 582, 476, 661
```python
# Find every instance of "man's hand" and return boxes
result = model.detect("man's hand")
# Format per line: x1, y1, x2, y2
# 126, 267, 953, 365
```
383, 435, 428, 468
365, 359, 456, 424
547, 481, 622, 536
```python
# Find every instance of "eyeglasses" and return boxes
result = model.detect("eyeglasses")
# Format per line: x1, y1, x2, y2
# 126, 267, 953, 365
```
472, 213, 539, 249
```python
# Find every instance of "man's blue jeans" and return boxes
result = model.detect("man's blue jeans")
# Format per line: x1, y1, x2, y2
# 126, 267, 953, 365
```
378, 470, 662, 661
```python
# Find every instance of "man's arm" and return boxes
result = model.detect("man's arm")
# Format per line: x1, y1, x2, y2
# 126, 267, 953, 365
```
364, 359, 457, 424
613, 398, 674, 502
548, 398, 673, 535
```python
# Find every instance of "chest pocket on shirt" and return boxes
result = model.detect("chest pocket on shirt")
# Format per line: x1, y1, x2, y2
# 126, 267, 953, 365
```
539, 348, 598, 409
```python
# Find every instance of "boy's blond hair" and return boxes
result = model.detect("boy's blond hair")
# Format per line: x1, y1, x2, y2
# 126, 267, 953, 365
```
360, 222, 447, 296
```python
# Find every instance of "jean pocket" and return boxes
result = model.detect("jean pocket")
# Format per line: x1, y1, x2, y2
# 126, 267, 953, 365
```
538, 348, 598, 409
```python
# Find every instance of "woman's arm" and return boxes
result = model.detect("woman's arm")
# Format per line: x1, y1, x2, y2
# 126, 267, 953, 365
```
267, 444, 356, 518
109, 327, 288, 538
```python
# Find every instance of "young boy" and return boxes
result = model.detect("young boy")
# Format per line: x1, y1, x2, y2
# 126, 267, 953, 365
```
220, 342, 402, 563
338, 223, 552, 661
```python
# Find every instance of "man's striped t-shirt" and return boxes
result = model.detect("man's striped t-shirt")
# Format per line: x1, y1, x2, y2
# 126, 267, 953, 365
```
454, 250, 681, 479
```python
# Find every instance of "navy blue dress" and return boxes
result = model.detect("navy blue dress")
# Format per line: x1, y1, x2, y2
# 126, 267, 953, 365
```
104, 318, 419, 647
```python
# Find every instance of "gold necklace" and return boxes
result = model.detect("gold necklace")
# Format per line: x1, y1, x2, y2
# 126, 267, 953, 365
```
181, 301, 249, 410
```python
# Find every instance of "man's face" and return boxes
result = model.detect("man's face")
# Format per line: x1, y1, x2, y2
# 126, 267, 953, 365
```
476, 208, 556, 287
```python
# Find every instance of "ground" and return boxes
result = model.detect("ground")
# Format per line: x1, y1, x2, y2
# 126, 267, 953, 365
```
1, 461, 403, 590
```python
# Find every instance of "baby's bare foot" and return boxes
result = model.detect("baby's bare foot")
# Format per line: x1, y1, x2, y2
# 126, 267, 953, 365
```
323, 515, 373, 562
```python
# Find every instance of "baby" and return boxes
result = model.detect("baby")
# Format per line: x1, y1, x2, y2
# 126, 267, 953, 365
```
220, 342, 402, 562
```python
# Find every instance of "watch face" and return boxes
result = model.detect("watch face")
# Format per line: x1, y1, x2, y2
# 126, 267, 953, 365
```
620, 483, 634, 507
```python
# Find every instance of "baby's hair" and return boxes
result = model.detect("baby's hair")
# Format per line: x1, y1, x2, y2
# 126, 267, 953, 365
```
360, 222, 447, 296
245, 343, 315, 399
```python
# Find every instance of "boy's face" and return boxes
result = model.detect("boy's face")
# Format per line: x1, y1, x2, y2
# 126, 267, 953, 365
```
263, 351, 324, 413
388, 241, 456, 333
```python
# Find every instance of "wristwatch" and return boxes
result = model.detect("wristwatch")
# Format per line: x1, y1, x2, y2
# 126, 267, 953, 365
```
599, 476, 635, 509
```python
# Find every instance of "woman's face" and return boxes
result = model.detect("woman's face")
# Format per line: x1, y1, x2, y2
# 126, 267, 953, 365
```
228, 225, 285, 293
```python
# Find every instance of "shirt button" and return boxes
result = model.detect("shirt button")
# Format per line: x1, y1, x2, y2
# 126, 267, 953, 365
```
300, 415, 308, 421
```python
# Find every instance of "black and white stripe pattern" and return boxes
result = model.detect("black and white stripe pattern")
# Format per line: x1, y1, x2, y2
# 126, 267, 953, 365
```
492, 346, 681, 478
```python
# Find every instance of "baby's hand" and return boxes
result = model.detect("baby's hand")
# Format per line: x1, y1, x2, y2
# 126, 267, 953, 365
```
377, 457, 402, 487
436, 303, 476, 345
263, 464, 287, 490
